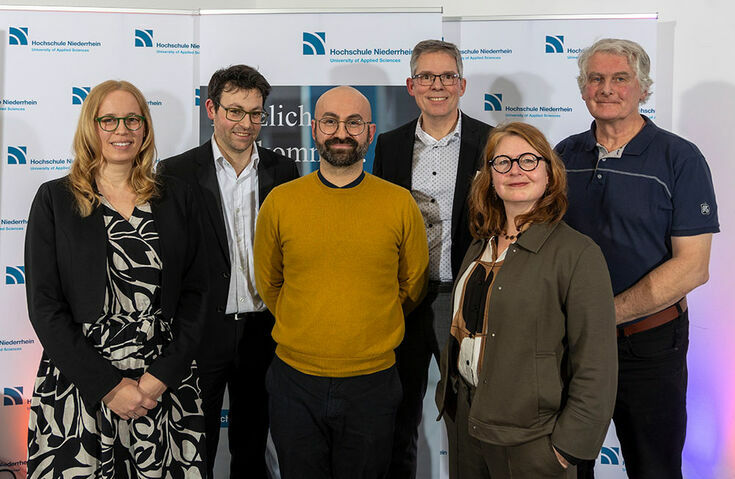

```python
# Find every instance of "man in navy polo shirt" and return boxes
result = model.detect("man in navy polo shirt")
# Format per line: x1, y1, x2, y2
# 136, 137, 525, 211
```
556, 38, 719, 479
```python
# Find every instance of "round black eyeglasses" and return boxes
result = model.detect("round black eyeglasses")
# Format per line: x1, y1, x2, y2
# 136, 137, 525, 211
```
489, 153, 547, 174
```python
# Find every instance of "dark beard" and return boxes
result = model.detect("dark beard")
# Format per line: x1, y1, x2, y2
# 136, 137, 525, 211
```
316, 137, 369, 167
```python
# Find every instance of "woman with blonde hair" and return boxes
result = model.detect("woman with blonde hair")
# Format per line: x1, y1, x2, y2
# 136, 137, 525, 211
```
25, 80, 208, 477
436, 122, 618, 478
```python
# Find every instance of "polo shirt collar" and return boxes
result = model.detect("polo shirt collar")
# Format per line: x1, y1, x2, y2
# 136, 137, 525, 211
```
586, 115, 658, 156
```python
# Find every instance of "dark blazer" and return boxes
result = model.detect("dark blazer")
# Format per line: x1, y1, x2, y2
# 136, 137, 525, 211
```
25, 175, 208, 405
372, 113, 492, 278
156, 141, 299, 363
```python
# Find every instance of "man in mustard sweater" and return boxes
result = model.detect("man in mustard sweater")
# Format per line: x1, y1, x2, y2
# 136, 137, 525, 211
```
254, 86, 429, 479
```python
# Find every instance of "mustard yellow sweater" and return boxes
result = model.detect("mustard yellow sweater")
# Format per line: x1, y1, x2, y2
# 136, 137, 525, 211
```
254, 172, 428, 377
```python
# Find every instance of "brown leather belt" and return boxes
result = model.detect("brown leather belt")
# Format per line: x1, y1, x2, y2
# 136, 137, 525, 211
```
617, 297, 687, 338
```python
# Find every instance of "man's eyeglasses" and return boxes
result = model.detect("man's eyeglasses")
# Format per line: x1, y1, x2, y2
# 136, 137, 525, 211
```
216, 102, 269, 124
317, 117, 370, 136
95, 114, 146, 132
489, 153, 547, 174
411, 73, 461, 87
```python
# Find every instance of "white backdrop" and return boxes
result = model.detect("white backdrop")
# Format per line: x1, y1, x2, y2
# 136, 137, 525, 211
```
1, 8, 657, 479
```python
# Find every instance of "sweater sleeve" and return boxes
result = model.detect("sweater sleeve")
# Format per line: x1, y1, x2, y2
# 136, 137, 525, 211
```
552, 242, 618, 459
398, 193, 429, 315
254, 193, 283, 313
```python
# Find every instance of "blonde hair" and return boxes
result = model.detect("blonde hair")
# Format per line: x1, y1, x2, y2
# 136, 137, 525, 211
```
469, 122, 568, 238
68, 80, 158, 216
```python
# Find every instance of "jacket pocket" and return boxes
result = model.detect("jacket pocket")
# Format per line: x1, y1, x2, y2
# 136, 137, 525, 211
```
536, 352, 562, 415
472, 355, 538, 428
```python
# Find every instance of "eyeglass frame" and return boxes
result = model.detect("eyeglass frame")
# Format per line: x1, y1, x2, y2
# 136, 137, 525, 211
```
316, 117, 372, 137
489, 153, 548, 174
411, 72, 462, 87
214, 101, 269, 124
94, 114, 146, 132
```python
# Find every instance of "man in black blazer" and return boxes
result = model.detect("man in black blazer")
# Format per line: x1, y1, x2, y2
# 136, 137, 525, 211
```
158, 65, 299, 478
373, 40, 492, 479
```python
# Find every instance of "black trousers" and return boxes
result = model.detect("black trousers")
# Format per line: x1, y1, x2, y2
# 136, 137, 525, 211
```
266, 356, 402, 479
198, 310, 275, 479
577, 312, 689, 479
389, 285, 452, 479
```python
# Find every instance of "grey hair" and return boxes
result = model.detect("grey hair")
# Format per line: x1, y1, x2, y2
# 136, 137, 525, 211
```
410, 39, 463, 77
577, 38, 653, 103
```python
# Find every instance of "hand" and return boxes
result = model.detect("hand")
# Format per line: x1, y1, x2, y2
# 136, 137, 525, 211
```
102, 377, 153, 420
137, 372, 167, 403
553, 446, 570, 469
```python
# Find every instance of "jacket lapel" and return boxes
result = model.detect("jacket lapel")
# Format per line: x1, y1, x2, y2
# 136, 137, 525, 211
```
394, 119, 417, 190
150, 191, 175, 293
196, 141, 230, 262
257, 146, 275, 208
451, 114, 483, 241
78, 206, 107, 294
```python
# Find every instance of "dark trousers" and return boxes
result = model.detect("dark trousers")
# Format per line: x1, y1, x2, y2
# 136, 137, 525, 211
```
577, 312, 689, 479
198, 311, 275, 479
266, 356, 402, 479
389, 285, 452, 479
445, 380, 575, 479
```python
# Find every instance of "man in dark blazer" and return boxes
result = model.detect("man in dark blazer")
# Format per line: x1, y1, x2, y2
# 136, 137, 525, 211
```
372, 40, 492, 479
158, 65, 299, 478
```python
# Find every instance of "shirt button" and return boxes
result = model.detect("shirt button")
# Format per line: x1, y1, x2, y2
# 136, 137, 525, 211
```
429, 224, 433, 228
491, 333, 495, 337
511, 248, 516, 253
239, 298, 244, 303
497, 286, 502, 290
432, 171, 437, 176
601, 158, 606, 162
430, 199, 436, 203
597, 174, 602, 179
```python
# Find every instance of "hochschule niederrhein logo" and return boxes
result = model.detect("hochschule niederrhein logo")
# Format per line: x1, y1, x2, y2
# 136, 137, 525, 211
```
484, 93, 503, 112
7, 146, 27, 165
2, 387, 24, 406
545, 35, 564, 53
9, 26, 29, 45
135, 29, 154, 48
5, 266, 25, 285
303, 32, 326, 55
72, 86, 91, 105
599, 446, 624, 466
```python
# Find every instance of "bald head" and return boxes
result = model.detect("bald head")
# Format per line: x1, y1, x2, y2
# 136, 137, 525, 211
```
314, 86, 372, 122
311, 85, 376, 172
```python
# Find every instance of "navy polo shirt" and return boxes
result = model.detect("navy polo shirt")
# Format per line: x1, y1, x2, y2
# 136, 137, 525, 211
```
556, 116, 719, 295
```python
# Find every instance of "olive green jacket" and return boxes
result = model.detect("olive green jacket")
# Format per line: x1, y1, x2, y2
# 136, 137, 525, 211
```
435, 221, 617, 460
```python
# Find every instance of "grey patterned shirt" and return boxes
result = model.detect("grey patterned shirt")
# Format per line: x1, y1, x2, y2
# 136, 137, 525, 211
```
411, 113, 462, 282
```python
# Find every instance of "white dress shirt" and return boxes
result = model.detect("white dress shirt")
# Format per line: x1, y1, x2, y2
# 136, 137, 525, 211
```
212, 137, 265, 314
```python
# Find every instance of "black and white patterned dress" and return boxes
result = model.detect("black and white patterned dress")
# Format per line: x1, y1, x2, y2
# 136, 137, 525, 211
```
27, 199, 206, 478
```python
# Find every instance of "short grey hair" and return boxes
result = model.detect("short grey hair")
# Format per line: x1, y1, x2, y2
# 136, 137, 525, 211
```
577, 38, 653, 103
410, 39, 463, 78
